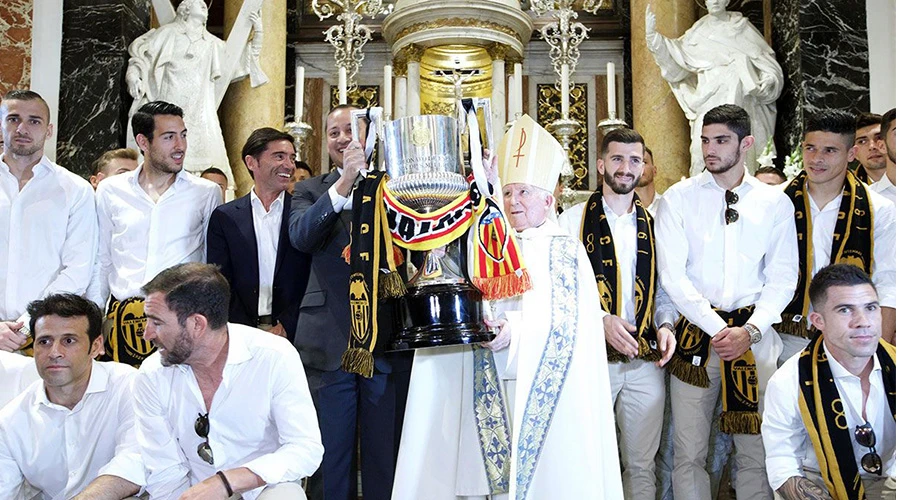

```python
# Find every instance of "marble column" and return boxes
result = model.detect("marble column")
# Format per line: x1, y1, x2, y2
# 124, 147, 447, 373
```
0, 1, 33, 96
488, 44, 507, 149
394, 60, 408, 119
403, 44, 423, 117
56, 0, 149, 178
630, 0, 695, 190
221, 0, 287, 197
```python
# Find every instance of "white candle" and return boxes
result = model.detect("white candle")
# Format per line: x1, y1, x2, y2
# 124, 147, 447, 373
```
338, 66, 348, 105
513, 62, 522, 118
607, 62, 616, 119
561, 63, 570, 118
383, 65, 392, 120
295, 65, 304, 122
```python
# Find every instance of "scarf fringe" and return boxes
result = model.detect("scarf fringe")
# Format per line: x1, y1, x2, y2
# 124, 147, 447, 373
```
341, 347, 374, 377
473, 270, 533, 301
773, 313, 813, 338
379, 271, 407, 298
720, 410, 762, 435
606, 337, 663, 363
668, 355, 710, 388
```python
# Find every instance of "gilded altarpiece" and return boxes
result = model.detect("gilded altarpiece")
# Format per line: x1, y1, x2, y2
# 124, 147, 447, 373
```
330, 85, 381, 110
536, 83, 590, 191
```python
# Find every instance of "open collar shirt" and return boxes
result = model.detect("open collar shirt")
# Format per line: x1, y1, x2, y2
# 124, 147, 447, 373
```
249, 190, 284, 317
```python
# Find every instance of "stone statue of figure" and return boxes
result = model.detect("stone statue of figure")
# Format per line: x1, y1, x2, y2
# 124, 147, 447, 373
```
126, 0, 266, 186
646, 0, 783, 174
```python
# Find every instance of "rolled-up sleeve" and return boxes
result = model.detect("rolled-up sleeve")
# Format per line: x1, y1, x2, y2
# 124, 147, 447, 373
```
748, 193, 799, 333
871, 192, 896, 309
761, 362, 807, 491
98, 372, 146, 488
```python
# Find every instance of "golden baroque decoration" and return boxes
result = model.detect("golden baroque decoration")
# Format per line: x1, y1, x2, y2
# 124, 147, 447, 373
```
421, 101, 457, 117
394, 19, 520, 44
330, 85, 381, 111
399, 43, 425, 63
537, 83, 589, 191
486, 42, 508, 61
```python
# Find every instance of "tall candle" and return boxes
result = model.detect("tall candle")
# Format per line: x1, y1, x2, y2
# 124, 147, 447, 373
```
295, 65, 304, 121
338, 66, 348, 105
561, 63, 570, 118
383, 65, 392, 119
607, 62, 616, 118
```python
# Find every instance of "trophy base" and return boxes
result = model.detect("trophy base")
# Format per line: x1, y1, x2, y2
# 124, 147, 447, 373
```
390, 282, 494, 351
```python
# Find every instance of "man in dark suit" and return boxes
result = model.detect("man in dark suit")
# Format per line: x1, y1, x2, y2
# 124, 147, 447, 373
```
290, 105, 410, 500
207, 127, 310, 341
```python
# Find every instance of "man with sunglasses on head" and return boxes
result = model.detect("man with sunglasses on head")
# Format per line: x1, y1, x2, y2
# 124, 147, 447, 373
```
762, 264, 895, 499
655, 104, 799, 500
134, 263, 322, 499
773, 110, 896, 362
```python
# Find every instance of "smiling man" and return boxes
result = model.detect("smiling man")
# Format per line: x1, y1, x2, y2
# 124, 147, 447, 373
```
94, 101, 220, 366
852, 113, 887, 183
207, 127, 310, 341
0, 293, 143, 499
762, 264, 896, 500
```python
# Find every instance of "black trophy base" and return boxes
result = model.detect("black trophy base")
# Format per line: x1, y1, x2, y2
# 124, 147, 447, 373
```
390, 282, 494, 351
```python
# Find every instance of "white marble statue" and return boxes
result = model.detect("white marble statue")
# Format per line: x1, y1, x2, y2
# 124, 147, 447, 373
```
646, 0, 783, 174
125, 0, 267, 185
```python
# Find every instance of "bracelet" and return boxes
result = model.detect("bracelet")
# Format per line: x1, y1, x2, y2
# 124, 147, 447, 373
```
659, 322, 675, 332
216, 470, 234, 497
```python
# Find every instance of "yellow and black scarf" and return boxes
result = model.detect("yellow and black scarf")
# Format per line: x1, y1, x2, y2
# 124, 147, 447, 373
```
580, 192, 658, 363
798, 333, 895, 500
775, 171, 874, 338
668, 306, 762, 434
342, 171, 406, 377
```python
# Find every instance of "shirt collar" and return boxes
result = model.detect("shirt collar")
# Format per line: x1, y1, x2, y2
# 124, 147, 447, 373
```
822, 342, 883, 381
131, 163, 190, 191
250, 188, 285, 213
698, 167, 754, 194
0, 155, 54, 179
34, 360, 109, 410
224, 325, 253, 367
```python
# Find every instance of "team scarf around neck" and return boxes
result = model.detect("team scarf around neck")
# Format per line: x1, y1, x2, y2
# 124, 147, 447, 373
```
580, 191, 658, 363
668, 306, 762, 434
343, 170, 407, 378
798, 333, 895, 500
776, 170, 874, 338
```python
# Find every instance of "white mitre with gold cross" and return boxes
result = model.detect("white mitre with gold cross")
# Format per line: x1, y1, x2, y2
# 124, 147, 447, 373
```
498, 114, 566, 193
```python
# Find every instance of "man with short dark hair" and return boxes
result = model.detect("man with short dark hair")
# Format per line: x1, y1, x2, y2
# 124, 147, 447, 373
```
0, 293, 143, 499
762, 264, 896, 500
655, 104, 799, 500
135, 263, 322, 499
207, 127, 310, 340
288, 161, 313, 195
201, 166, 229, 204
95, 100, 220, 366
755, 166, 787, 186
774, 109, 895, 360
871, 109, 896, 203
90, 148, 139, 189
635, 145, 663, 214
852, 112, 887, 183
0, 89, 98, 353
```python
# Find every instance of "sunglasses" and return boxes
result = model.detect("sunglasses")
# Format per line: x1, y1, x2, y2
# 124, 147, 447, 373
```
195, 413, 214, 465
854, 422, 882, 475
725, 190, 739, 225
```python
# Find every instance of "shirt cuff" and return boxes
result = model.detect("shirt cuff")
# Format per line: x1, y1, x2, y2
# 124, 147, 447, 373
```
698, 313, 728, 338
98, 452, 146, 490
327, 185, 347, 213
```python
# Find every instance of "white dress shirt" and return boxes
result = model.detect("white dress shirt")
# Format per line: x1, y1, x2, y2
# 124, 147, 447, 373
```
0, 155, 97, 321
807, 186, 896, 309
0, 351, 38, 408
762, 344, 896, 490
250, 190, 284, 317
870, 174, 896, 205
95, 165, 220, 302
0, 361, 144, 499
559, 198, 678, 328
655, 170, 799, 337
134, 323, 323, 500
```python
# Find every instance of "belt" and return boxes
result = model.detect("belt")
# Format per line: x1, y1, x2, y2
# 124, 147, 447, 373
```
257, 314, 274, 326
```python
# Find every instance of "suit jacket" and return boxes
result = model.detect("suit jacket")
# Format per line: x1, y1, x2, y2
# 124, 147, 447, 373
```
289, 170, 410, 373
206, 192, 311, 341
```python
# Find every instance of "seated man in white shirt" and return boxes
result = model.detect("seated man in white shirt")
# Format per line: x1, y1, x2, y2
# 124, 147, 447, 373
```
762, 264, 895, 500
135, 263, 323, 499
0, 293, 144, 499
0, 350, 39, 408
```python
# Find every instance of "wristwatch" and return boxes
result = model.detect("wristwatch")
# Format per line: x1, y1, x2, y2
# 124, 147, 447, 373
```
744, 323, 762, 344
659, 322, 675, 332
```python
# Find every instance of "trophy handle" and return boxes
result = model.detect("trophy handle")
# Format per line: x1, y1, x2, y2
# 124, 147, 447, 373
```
350, 107, 384, 165
459, 98, 493, 196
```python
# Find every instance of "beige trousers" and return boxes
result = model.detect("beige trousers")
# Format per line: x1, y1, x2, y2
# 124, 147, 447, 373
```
225, 481, 307, 500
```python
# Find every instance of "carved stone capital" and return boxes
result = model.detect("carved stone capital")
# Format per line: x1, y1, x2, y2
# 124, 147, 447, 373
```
486, 42, 508, 61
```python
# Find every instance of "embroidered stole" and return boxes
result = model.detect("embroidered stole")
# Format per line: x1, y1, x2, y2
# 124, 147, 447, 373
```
668, 306, 762, 434
580, 192, 658, 363
342, 171, 406, 377
776, 171, 874, 338
798, 334, 896, 500
472, 347, 512, 494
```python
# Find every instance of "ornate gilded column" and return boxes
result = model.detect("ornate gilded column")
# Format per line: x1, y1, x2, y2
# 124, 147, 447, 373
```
221, 0, 286, 197
487, 43, 507, 148
403, 44, 424, 116
630, 0, 694, 190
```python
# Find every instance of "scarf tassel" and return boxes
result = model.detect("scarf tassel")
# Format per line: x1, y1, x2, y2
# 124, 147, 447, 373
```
341, 347, 374, 378
720, 411, 762, 435
774, 313, 813, 338
606, 337, 662, 364
668, 356, 711, 388
379, 271, 407, 298
473, 270, 533, 302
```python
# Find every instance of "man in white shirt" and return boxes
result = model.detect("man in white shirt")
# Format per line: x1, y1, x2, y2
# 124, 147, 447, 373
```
136, 262, 323, 499
207, 128, 310, 341
0, 351, 38, 407
95, 101, 220, 366
853, 113, 887, 183
871, 109, 896, 204
0, 89, 98, 353
655, 104, 799, 500
0, 293, 143, 499
634, 145, 663, 215
558, 127, 677, 499
774, 109, 896, 361
762, 264, 895, 500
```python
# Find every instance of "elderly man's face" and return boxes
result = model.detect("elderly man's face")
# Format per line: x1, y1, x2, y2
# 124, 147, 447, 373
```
502, 182, 554, 231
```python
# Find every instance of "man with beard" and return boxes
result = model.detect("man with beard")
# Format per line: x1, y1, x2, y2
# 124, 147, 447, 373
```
634, 145, 663, 214
559, 127, 677, 498
136, 263, 322, 499
655, 104, 799, 500
871, 109, 896, 204
773, 110, 895, 358
94, 101, 220, 366
852, 113, 888, 184
0, 90, 97, 354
